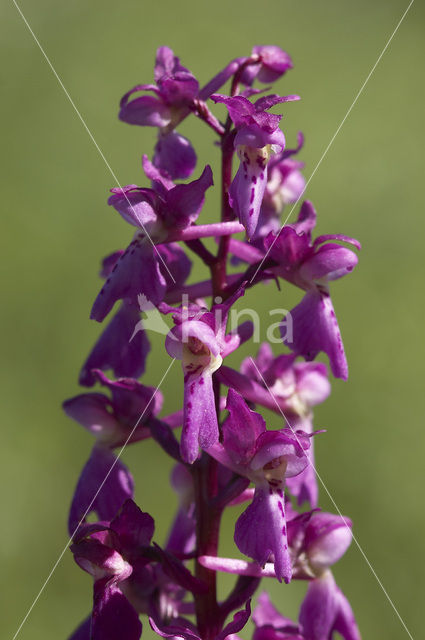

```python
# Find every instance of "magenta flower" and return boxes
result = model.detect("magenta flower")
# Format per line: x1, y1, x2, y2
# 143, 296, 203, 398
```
263, 201, 360, 379
207, 389, 311, 583
253, 592, 304, 639
64, 44, 362, 640
164, 292, 245, 464
212, 93, 299, 238
240, 45, 293, 85
255, 133, 305, 238
240, 343, 330, 507
119, 46, 199, 179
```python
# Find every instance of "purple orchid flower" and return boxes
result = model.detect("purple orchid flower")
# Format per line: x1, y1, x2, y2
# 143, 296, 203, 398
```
207, 389, 311, 583
262, 200, 360, 379
164, 290, 246, 464
240, 45, 293, 86
64, 370, 163, 534
80, 247, 152, 385
90, 165, 214, 322
241, 343, 330, 507
119, 46, 199, 179
70, 498, 206, 640
64, 369, 163, 448
212, 92, 299, 238
241, 343, 330, 417
69, 499, 155, 640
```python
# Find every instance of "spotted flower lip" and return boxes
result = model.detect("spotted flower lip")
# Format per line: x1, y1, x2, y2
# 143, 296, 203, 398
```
212, 93, 299, 239
206, 389, 311, 583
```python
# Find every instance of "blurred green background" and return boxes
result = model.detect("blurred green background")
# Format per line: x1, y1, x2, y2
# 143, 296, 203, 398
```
1, 0, 424, 638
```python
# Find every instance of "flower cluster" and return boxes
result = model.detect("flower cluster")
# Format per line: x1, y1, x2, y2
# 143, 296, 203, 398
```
65, 45, 361, 640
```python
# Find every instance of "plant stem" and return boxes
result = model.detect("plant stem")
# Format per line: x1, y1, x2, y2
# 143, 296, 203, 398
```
193, 454, 222, 640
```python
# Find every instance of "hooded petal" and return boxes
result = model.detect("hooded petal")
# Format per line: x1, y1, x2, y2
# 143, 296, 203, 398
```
235, 487, 292, 583
163, 165, 213, 228
91, 237, 167, 322
265, 227, 311, 272
250, 429, 310, 478
284, 288, 348, 380
222, 389, 266, 465
79, 304, 150, 386
217, 601, 252, 640
285, 417, 318, 507
94, 370, 163, 425
165, 319, 221, 361
154, 131, 197, 180
241, 342, 274, 380
68, 445, 134, 536
299, 571, 360, 640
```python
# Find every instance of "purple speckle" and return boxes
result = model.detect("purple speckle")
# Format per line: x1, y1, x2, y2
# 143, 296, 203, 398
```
249, 207, 254, 217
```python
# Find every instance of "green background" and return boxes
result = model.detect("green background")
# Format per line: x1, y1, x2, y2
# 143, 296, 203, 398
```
1, 0, 424, 638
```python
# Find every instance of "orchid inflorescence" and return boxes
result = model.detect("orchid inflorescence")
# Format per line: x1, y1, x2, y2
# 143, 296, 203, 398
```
65, 45, 361, 640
